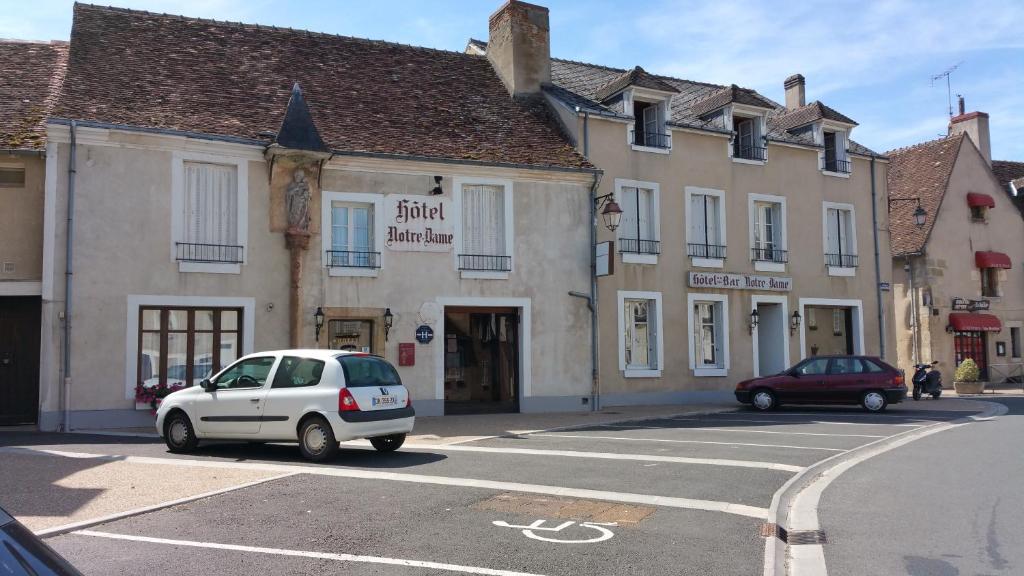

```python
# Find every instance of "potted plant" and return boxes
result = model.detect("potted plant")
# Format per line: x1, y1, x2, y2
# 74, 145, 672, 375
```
135, 382, 187, 414
953, 358, 985, 394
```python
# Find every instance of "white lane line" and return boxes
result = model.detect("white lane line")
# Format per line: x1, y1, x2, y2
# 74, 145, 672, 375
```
411, 443, 804, 472
669, 417, 922, 428
73, 530, 551, 576
4, 446, 768, 520
745, 412, 941, 422
533, 433, 847, 453
598, 424, 884, 439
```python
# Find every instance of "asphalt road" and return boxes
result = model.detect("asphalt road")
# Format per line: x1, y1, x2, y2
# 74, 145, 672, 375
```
821, 396, 1024, 575
0, 400, 1000, 576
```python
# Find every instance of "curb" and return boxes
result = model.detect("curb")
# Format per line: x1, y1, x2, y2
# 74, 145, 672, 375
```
763, 400, 1009, 576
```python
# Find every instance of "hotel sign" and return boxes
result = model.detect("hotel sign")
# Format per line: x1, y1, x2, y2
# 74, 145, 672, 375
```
688, 272, 793, 292
384, 194, 454, 252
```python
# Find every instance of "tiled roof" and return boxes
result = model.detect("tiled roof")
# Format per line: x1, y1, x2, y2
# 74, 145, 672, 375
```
690, 84, 775, 118
773, 101, 857, 131
593, 66, 679, 102
992, 159, 1024, 216
885, 134, 965, 256
0, 40, 68, 150
546, 57, 876, 155
54, 4, 591, 170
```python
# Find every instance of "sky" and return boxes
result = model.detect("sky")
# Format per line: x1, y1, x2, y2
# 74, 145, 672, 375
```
3, 0, 1022, 160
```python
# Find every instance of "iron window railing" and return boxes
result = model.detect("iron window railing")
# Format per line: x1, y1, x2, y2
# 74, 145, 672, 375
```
631, 130, 671, 149
326, 250, 381, 269
733, 144, 767, 161
751, 247, 788, 263
619, 238, 661, 255
458, 254, 512, 272
822, 158, 852, 174
825, 253, 858, 268
175, 242, 244, 264
688, 243, 727, 259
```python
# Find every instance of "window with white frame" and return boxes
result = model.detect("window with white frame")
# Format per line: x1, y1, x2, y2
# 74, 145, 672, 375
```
824, 205, 857, 269
687, 189, 725, 261
688, 293, 729, 376
460, 183, 510, 273
179, 162, 241, 264
752, 201, 784, 263
618, 185, 659, 256
329, 202, 377, 268
732, 114, 765, 161
632, 99, 669, 149
623, 299, 658, 370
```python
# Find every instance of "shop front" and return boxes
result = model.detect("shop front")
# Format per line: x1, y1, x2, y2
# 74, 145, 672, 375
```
948, 310, 1002, 380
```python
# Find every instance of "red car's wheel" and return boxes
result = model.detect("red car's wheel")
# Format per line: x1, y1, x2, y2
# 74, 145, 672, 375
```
751, 389, 777, 411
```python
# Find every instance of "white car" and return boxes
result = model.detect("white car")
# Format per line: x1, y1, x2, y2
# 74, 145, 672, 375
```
155, 350, 415, 462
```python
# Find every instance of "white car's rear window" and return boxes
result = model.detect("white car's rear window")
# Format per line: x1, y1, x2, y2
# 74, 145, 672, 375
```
337, 355, 402, 388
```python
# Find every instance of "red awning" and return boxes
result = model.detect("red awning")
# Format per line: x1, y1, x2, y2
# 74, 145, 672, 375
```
948, 312, 1002, 332
976, 251, 1012, 269
967, 192, 995, 208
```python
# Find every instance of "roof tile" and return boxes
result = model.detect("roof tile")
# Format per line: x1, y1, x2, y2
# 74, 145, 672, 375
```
886, 134, 965, 256
0, 40, 68, 150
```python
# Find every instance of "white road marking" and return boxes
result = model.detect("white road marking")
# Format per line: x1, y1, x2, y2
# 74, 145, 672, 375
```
492, 519, 617, 544
410, 443, 804, 472
598, 424, 884, 439
3, 446, 769, 519
533, 433, 847, 453
72, 530, 553, 576
670, 417, 922, 427
745, 412, 940, 422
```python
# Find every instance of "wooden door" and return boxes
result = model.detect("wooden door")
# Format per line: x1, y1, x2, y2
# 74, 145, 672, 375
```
0, 297, 41, 425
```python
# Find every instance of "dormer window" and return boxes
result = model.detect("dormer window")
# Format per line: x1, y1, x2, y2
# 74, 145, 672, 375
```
632, 98, 669, 149
732, 112, 766, 162
822, 129, 851, 174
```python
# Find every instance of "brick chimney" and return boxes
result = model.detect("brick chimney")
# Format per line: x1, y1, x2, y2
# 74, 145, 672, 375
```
949, 97, 991, 165
486, 1, 551, 97
784, 74, 806, 110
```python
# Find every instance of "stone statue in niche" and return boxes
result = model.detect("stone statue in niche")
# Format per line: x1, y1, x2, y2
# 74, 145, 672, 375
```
285, 168, 311, 232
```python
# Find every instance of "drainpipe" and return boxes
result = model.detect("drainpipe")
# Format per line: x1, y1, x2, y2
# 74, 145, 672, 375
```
869, 155, 885, 358
63, 121, 77, 432
576, 106, 601, 412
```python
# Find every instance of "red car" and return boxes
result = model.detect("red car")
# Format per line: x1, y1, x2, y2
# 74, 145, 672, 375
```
734, 355, 906, 412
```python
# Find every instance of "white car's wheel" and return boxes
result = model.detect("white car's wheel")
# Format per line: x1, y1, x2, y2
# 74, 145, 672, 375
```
861, 391, 888, 412
298, 416, 338, 462
164, 411, 199, 453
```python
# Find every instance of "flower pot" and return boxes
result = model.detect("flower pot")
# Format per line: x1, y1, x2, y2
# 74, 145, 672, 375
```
953, 381, 986, 395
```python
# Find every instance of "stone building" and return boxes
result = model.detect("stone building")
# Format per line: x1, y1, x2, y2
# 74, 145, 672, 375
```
32, 3, 599, 429
470, 4, 895, 406
0, 39, 67, 425
889, 102, 1024, 382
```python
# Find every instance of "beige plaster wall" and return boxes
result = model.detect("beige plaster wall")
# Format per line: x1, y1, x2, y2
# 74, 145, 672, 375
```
309, 162, 593, 405
0, 155, 45, 281
577, 117, 895, 399
892, 140, 1024, 379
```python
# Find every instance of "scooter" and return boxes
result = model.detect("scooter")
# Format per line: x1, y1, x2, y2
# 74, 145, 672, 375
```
911, 361, 942, 400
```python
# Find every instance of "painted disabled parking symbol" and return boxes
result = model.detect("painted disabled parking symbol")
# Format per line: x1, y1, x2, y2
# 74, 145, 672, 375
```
492, 519, 617, 544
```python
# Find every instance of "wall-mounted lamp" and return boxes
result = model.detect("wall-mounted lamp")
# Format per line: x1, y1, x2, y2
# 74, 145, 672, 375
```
314, 306, 325, 342
749, 308, 760, 334
888, 197, 928, 228
594, 193, 623, 232
430, 175, 444, 195
789, 310, 802, 336
383, 308, 394, 341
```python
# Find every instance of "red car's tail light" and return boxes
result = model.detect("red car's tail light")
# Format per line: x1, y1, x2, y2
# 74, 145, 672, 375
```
339, 388, 360, 412
893, 374, 905, 386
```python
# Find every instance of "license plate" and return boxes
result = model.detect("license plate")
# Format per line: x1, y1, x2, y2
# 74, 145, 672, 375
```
372, 395, 397, 407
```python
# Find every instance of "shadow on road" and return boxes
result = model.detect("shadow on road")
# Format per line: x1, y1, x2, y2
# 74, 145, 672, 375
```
188, 441, 448, 468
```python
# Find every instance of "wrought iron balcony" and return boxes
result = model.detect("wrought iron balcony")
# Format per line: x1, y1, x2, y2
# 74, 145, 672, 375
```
631, 130, 671, 149
619, 238, 661, 255
327, 250, 381, 269
822, 158, 851, 174
458, 254, 512, 272
175, 242, 243, 264
751, 247, 788, 263
688, 243, 727, 259
733, 144, 767, 161
825, 253, 858, 268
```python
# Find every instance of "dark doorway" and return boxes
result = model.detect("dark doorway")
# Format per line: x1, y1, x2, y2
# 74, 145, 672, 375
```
0, 297, 41, 425
443, 307, 519, 415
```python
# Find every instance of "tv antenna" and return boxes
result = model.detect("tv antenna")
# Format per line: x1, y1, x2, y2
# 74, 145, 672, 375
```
931, 62, 963, 117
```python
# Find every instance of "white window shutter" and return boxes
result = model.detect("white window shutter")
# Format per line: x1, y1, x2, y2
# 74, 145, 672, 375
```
643, 106, 657, 136
826, 208, 841, 254
620, 188, 638, 240
842, 210, 854, 254
753, 203, 763, 248
637, 189, 651, 240
689, 194, 706, 245
706, 196, 720, 245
